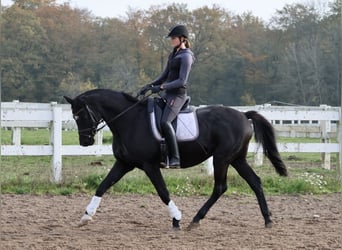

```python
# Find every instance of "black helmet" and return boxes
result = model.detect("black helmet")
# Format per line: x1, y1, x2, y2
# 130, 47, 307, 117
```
167, 25, 189, 38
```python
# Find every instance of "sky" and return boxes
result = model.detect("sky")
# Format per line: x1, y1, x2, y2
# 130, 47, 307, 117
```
1, 0, 334, 21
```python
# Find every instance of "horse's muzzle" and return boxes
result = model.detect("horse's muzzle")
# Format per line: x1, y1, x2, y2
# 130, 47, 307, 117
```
79, 136, 95, 146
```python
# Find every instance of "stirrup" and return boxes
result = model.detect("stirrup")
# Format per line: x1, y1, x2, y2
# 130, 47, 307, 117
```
160, 161, 168, 168
167, 158, 180, 169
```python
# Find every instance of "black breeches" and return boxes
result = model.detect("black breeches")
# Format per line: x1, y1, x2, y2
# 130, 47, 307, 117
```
160, 94, 187, 128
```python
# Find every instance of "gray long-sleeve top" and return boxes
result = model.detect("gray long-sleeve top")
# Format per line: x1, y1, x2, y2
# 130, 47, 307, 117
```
151, 48, 195, 94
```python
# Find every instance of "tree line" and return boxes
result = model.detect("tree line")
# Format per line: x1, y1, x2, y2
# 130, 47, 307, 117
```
1, 0, 341, 106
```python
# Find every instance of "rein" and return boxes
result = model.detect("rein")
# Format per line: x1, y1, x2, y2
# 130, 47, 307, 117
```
79, 93, 152, 134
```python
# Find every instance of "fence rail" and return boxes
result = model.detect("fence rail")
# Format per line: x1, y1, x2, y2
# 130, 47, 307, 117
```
1, 101, 340, 182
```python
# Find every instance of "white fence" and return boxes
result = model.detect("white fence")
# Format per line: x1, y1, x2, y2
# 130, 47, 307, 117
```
1, 101, 340, 182
206, 104, 340, 175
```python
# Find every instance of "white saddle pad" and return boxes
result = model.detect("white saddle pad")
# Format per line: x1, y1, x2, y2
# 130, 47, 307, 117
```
150, 110, 199, 142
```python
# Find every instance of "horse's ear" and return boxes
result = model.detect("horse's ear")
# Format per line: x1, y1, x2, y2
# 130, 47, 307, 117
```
64, 96, 73, 104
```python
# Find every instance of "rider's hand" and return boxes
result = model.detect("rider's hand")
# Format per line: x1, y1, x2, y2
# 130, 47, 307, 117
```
138, 84, 152, 96
150, 85, 161, 93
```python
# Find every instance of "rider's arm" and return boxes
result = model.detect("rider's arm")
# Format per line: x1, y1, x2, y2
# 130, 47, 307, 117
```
161, 53, 193, 90
150, 60, 170, 86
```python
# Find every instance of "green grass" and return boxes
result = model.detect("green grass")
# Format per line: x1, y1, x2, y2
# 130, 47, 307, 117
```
1, 128, 112, 145
1, 128, 341, 196
1, 155, 340, 196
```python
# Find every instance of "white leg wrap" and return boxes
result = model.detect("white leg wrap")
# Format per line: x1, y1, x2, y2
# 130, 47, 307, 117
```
86, 196, 102, 216
168, 200, 182, 221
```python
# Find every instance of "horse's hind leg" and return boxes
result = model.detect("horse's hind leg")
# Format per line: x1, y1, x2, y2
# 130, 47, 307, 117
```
79, 160, 133, 226
231, 158, 272, 228
190, 157, 228, 228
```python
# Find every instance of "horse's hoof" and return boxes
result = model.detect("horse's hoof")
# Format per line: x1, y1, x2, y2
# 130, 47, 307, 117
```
186, 222, 200, 231
265, 221, 273, 228
172, 218, 181, 229
78, 214, 92, 227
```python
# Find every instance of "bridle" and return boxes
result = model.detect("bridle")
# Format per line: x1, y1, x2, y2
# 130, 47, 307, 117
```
73, 93, 152, 138
73, 105, 103, 138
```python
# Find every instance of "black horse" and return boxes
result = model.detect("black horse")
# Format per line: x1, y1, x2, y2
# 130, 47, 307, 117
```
64, 89, 287, 229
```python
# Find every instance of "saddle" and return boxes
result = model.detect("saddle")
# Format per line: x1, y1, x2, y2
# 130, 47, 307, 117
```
147, 96, 199, 142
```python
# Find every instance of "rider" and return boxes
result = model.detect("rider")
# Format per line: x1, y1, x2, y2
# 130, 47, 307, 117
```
140, 24, 195, 168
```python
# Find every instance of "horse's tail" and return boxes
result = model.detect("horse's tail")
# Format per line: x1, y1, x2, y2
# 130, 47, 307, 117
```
245, 111, 288, 176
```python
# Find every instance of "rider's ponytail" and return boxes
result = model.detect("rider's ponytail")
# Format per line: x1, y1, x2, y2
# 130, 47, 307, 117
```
183, 38, 190, 48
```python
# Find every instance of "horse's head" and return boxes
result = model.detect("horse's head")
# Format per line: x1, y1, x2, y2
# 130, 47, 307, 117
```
64, 95, 102, 146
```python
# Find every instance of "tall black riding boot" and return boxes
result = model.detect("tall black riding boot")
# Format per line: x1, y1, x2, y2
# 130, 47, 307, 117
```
162, 122, 180, 168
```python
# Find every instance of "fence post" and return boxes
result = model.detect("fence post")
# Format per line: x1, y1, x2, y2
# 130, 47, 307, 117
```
12, 100, 21, 145
50, 102, 62, 184
12, 128, 21, 145
254, 148, 264, 166
206, 156, 214, 175
94, 128, 103, 157
320, 105, 331, 170
338, 107, 342, 179
95, 129, 103, 145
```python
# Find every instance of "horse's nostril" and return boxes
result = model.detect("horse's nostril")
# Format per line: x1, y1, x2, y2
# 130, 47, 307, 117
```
80, 138, 94, 147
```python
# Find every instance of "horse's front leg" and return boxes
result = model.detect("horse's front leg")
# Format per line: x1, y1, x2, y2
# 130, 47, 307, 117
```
144, 164, 182, 229
79, 160, 134, 226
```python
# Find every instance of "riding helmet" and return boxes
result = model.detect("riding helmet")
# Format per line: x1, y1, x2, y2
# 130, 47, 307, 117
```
167, 25, 189, 38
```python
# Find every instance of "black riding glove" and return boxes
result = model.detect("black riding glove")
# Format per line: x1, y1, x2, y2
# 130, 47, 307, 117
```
150, 85, 161, 93
138, 84, 152, 96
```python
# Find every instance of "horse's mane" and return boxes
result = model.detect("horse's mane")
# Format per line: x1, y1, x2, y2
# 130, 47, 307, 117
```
121, 92, 139, 103
79, 88, 116, 98
86, 88, 149, 104
77, 88, 148, 105
120, 91, 150, 106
